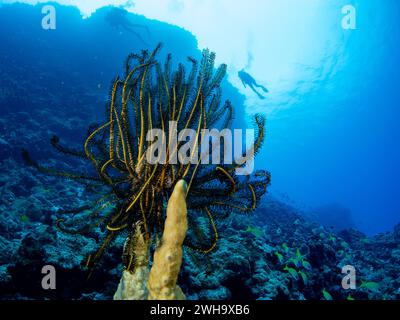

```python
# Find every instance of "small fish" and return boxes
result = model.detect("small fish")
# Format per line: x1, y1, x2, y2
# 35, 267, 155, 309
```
274, 252, 283, 263
246, 225, 263, 237
282, 243, 289, 253
328, 235, 336, 243
284, 265, 299, 280
20, 214, 30, 223
322, 288, 333, 300
302, 259, 312, 270
299, 270, 308, 285
347, 294, 355, 301
289, 257, 302, 268
296, 248, 304, 260
360, 281, 380, 291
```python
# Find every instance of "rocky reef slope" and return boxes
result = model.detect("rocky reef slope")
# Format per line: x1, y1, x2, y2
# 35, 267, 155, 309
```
1, 171, 399, 300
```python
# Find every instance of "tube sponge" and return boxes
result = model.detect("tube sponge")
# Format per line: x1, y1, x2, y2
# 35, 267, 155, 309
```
113, 180, 188, 300
147, 180, 188, 300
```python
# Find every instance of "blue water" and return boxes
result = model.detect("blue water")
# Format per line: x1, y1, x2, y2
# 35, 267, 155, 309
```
1, 0, 399, 236
258, 0, 400, 235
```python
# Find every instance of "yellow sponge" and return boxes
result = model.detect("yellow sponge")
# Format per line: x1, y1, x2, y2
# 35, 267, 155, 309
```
113, 180, 188, 300
147, 180, 188, 300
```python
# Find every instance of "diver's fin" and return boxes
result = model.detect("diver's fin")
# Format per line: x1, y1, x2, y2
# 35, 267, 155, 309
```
249, 85, 266, 99
253, 82, 269, 93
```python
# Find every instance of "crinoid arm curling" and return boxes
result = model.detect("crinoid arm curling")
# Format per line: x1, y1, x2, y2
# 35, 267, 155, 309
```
22, 43, 271, 278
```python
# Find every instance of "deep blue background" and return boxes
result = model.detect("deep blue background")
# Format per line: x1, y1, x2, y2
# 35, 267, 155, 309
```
256, 0, 400, 235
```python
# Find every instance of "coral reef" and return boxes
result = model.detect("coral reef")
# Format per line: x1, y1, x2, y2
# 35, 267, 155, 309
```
179, 199, 400, 300
2, 190, 400, 300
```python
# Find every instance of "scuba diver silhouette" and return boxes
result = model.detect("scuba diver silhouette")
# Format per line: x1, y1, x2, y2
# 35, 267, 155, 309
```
105, 8, 151, 46
238, 69, 269, 100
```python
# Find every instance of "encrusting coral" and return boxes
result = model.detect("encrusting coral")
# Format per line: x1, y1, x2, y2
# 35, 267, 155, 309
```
114, 180, 188, 300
